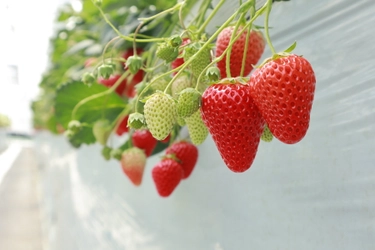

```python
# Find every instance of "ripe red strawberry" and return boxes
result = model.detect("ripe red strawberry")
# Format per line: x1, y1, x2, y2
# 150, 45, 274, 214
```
116, 115, 129, 136
160, 134, 171, 143
249, 54, 316, 144
165, 141, 198, 179
131, 129, 158, 156
152, 159, 183, 197
121, 147, 147, 186
200, 80, 265, 172
171, 38, 190, 75
98, 74, 126, 96
216, 27, 265, 78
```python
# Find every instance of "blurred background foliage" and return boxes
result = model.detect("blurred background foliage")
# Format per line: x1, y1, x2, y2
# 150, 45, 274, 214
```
0, 114, 11, 128
31, 0, 179, 132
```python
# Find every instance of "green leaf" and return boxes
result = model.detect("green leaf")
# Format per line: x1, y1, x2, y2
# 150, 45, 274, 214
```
284, 41, 297, 53
69, 125, 97, 147
55, 81, 127, 128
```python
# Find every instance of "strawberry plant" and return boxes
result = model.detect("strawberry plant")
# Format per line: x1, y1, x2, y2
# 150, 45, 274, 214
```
32, 0, 316, 197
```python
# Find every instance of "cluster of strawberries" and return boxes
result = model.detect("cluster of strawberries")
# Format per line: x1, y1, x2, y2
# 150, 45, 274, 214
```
86, 48, 201, 197
121, 140, 198, 197
77, 5, 316, 197
200, 26, 316, 173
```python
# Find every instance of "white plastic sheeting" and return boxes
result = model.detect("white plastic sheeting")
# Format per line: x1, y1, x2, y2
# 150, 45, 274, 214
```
35, 0, 375, 249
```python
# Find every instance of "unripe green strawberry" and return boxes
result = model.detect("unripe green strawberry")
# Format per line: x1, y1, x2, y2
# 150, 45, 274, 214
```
144, 92, 177, 140
171, 73, 193, 98
156, 43, 179, 63
185, 110, 208, 145
128, 112, 146, 129
92, 119, 112, 145
176, 88, 201, 118
176, 117, 186, 126
183, 42, 211, 78
261, 124, 273, 142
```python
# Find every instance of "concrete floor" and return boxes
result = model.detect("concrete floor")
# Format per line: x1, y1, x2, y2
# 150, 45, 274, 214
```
0, 147, 43, 250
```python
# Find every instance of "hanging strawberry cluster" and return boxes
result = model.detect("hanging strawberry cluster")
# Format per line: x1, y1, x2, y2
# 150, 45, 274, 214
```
58, 0, 315, 197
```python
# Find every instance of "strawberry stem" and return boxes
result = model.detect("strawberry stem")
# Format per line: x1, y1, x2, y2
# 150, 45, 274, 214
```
192, 0, 212, 32
92, 0, 171, 43
264, 0, 276, 55
72, 70, 130, 120
178, 2, 187, 31
138, 2, 184, 23
197, 0, 226, 35
133, 23, 144, 56
240, 3, 255, 77
225, 13, 246, 78
101, 36, 121, 64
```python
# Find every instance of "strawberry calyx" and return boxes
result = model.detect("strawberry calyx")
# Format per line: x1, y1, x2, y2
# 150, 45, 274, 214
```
168, 35, 183, 47
127, 112, 146, 129
98, 63, 116, 79
126, 55, 143, 75
261, 42, 297, 69
161, 153, 181, 163
216, 77, 249, 85
206, 67, 221, 82
81, 72, 96, 85
110, 148, 123, 160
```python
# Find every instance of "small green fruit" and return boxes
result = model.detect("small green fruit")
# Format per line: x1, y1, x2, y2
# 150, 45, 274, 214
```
92, 119, 112, 145
176, 88, 201, 118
